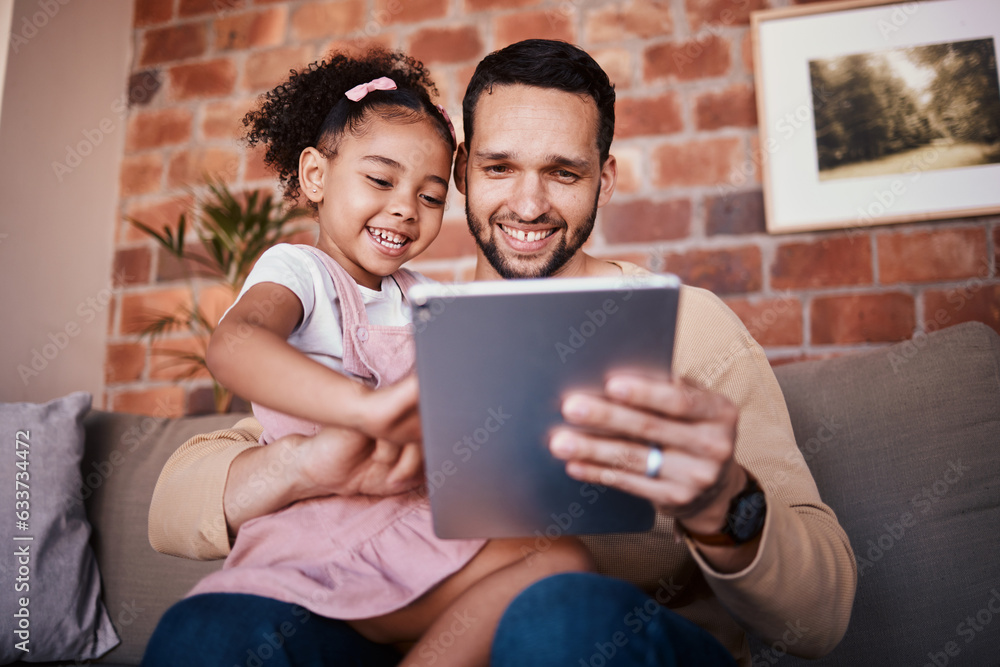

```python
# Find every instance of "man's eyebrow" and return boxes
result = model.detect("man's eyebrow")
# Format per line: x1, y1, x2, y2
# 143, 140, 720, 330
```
473, 150, 593, 172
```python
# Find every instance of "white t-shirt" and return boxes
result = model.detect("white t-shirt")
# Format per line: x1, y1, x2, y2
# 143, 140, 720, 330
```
225, 244, 431, 378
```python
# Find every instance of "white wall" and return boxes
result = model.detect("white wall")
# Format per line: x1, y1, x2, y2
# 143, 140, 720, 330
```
0, 0, 133, 404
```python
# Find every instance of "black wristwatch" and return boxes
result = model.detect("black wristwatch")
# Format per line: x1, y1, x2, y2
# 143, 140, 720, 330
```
681, 474, 767, 547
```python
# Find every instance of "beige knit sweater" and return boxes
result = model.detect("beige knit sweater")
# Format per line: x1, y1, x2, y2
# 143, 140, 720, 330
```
148, 264, 856, 665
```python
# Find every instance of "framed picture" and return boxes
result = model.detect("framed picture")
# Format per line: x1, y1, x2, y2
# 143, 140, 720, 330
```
751, 0, 1000, 233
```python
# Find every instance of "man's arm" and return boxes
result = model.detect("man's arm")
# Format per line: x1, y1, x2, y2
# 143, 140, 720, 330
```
549, 285, 857, 657
148, 419, 424, 559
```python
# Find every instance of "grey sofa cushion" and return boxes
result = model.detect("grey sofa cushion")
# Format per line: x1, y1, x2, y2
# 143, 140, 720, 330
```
78, 411, 241, 666
757, 322, 1000, 665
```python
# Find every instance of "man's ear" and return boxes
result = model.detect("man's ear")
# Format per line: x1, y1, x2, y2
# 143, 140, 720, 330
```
299, 147, 327, 203
453, 142, 469, 196
597, 154, 617, 208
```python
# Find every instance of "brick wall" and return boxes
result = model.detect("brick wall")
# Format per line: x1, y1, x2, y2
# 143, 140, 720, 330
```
109, 0, 1000, 416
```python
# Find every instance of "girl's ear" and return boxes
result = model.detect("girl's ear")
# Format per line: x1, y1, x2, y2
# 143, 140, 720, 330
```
299, 147, 327, 203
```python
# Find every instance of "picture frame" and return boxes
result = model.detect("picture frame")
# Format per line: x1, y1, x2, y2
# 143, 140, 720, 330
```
751, 0, 1000, 233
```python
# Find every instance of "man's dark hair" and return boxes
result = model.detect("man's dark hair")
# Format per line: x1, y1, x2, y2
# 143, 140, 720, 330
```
462, 39, 615, 164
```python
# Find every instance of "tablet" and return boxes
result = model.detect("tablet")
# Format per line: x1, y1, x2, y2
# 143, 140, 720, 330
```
409, 274, 680, 539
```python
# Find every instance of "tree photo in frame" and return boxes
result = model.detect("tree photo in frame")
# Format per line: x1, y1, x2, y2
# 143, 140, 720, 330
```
751, 0, 1000, 233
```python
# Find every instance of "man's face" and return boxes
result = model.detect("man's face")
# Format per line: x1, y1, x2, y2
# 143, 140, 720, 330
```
456, 84, 616, 279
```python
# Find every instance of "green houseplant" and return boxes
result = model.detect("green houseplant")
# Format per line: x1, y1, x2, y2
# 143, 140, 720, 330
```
129, 178, 310, 412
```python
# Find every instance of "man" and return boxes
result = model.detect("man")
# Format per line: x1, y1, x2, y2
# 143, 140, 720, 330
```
144, 40, 855, 666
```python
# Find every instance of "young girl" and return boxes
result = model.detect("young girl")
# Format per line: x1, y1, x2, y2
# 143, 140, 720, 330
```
187, 49, 593, 665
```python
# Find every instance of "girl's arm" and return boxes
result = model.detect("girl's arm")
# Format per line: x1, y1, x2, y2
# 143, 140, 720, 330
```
206, 281, 420, 443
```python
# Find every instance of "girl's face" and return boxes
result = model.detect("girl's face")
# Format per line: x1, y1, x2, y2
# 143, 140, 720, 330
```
309, 115, 453, 290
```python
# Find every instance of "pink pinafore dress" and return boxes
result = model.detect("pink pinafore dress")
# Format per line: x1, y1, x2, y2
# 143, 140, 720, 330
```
187, 245, 487, 619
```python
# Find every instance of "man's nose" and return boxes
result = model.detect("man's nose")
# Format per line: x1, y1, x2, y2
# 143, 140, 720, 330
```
507, 173, 551, 222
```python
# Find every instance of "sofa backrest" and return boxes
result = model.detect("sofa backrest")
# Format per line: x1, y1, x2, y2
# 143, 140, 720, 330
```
80, 411, 240, 665
756, 322, 1000, 666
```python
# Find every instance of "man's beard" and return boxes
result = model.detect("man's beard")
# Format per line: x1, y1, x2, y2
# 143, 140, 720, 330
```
466, 194, 599, 279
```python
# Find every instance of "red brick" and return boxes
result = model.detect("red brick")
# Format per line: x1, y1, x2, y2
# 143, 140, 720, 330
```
180, 0, 246, 17
215, 7, 288, 50
120, 153, 164, 197
464, 0, 539, 10
125, 108, 193, 151
495, 10, 574, 47
592, 48, 632, 90
706, 190, 765, 236
615, 93, 683, 139
112, 387, 186, 418
741, 32, 754, 73
140, 23, 207, 66
600, 199, 690, 244
375, 0, 447, 24
810, 293, 915, 344
644, 35, 731, 83
586, 0, 674, 42
156, 244, 226, 282
244, 143, 273, 182
114, 247, 153, 286
105, 343, 146, 384
134, 0, 173, 27
244, 46, 315, 91
417, 222, 476, 260
724, 295, 803, 346
168, 147, 241, 187
290, 1, 365, 41
203, 100, 252, 140
120, 288, 195, 336
685, 0, 768, 30
124, 195, 194, 243
322, 33, 395, 58
877, 228, 988, 284
408, 26, 483, 65
199, 283, 239, 327
695, 84, 757, 130
168, 58, 238, 100
612, 146, 642, 195
149, 336, 212, 381
994, 225, 1000, 269
771, 236, 873, 289
923, 284, 1000, 336
663, 246, 761, 295
652, 137, 742, 188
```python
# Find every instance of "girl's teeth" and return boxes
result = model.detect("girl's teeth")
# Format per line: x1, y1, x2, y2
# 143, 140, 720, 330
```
369, 228, 406, 248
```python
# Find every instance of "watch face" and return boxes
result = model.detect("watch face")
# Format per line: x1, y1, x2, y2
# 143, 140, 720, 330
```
727, 490, 767, 543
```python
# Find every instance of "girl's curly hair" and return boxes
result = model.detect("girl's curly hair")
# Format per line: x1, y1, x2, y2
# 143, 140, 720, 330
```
242, 48, 454, 202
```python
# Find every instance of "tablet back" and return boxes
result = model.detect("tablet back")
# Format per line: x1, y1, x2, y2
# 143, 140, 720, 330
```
409, 275, 679, 539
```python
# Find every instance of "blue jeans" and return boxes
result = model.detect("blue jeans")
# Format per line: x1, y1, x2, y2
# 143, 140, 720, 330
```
142, 574, 736, 666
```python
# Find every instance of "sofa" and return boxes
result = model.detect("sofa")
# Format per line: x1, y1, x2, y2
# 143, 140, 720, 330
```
8, 321, 999, 665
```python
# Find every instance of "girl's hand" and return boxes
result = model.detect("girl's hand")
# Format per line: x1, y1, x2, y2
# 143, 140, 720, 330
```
356, 375, 422, 445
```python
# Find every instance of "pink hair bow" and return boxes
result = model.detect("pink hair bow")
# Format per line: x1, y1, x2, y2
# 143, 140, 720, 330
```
436, 104, 456, 143
345, 76, 397, 102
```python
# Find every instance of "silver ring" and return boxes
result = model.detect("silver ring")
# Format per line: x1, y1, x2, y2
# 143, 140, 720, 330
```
644, 446, 664, 478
